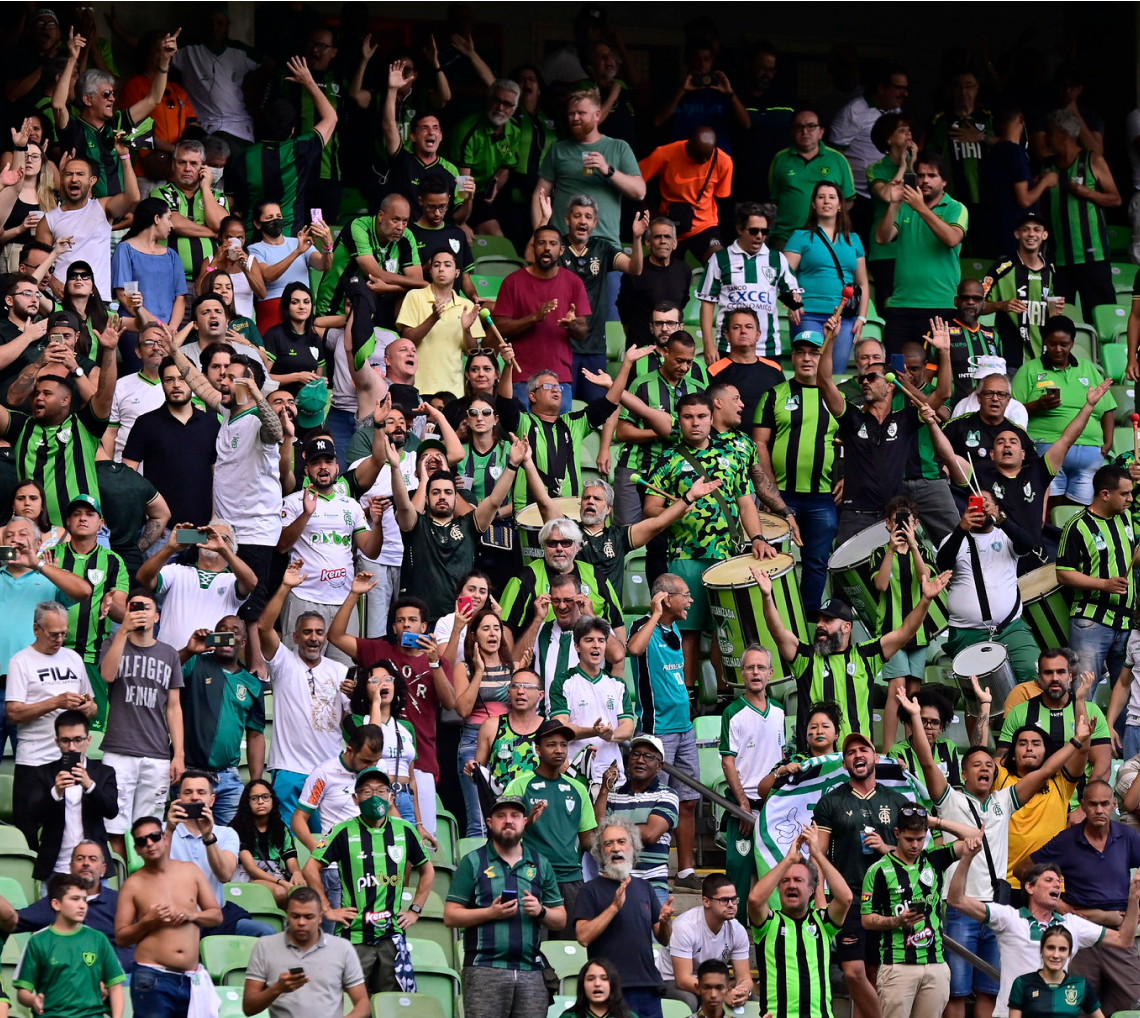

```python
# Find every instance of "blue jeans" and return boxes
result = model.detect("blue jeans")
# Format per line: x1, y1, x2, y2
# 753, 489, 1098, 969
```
1037, 441, 1103, 505
395, 789, 415, 824
324, 407, 358, 471
783, 491, 838, 615
131, 964, 192, 1017
235, 917, 275, 936
572, 352, 608, 402
1126, 725, 1140, 761
624, 988, 664, 1018
800, 312, 856, 373
513, 381, 572, 414
321, 865, 341, 935
458, 723, 485, 837
212, 767, 244, 825
0, 697, 17, 761
1070, 617, 1129, 695
946, 906, 1001, 997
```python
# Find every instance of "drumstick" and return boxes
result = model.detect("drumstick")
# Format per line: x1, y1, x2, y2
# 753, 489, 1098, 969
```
1131, 412, 1139, 462
478, 308, 507, 349
964, 452, 983, 497
629, 471, 676, 501
887, 371, 928, 410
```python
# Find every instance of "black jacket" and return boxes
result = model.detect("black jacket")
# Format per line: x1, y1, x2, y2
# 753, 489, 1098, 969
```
26, 757, 117, 881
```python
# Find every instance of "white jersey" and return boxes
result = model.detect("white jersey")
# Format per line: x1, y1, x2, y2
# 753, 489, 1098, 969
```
279, 489, 366, 604
298, 753, 359, 833
44, 199, 112, 296
6, 645, 92, 766
830, 95, 900, 198
264, 645, 349, 774
935, 784, 1019, 901
351, 450, 419, 569
214, 403, 282, 546
365, 715, 417, 781
657, 909, 751, 980
719, 695, 786, 792
109, 372, 166, 461
549, 667, 634, 783
155, 564, 247, 653
172, 44, 260, 141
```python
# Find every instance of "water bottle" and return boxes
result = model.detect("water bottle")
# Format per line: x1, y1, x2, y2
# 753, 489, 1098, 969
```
860, 825, 875, 854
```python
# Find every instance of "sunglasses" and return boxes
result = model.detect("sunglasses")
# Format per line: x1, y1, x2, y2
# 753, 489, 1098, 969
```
899, 805, 929, 818
857, 371, 884, 384
466, 407, 495, 418
69, 273, 92, 281
545, 538, 574, 548
746, 227, 770, 236
99, 89, 115, 99
133, 831, 163, 848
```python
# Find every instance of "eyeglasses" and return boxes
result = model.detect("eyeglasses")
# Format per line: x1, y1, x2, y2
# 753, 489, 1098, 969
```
550, 597, 578, 607
981, 391, 1011, 400
422, 203, 449, 213
509, 682, 541, 691
710, 895, 739, 905
13, 290, 39, 299
533, 382, 558, 392
57, 735, 89, 747
793, 123, 821, 131
139, 340, 159, 348
650, 320, 682, 330
133, 831, 163, 848
545, 538, 574, 548
919, 718, 942, 728
629, 749, 662, 762
249, 793, 273, 804
745, 227, 769, 236
466, 407, 495, 418
489, 97, 517, 108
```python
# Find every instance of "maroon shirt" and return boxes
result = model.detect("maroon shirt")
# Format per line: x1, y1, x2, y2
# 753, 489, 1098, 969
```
493, 266, 591, 382
356, 638, 453, 778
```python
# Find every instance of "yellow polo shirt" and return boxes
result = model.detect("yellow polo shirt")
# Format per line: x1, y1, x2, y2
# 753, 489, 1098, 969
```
995, 763, 1076, 887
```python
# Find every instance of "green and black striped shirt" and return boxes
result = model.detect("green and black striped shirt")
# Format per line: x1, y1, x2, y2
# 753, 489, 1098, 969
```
512, 398, 615, 513
277, 72, 345, 185
754, 908, 842, 1018
316, 217, 420, 324
869, 539, 947, 648
1057, 508, 1135, 629
983, 254, 1056, 363
228, 129, 325, 237
153, 182, 229, 282
617, 369, 705, 475
754, 379, 837, 494
862, 846, 957, 965
55, 543, 128, 663
1041, 150, 1109, 267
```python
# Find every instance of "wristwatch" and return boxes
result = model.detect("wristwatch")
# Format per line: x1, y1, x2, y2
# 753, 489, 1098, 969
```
410, 903, 424, 915
604, 165, 616, 178
74, 367, 85, 377
202, 834, 218, 846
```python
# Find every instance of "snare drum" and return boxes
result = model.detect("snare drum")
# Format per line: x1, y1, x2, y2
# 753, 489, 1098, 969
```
827, 522, 890, 630
703, 553, 806, 684
755, 512, 792, 547
952, 641, 1016, 717
516, 499, 582, 559
1018, 564, 1070, 650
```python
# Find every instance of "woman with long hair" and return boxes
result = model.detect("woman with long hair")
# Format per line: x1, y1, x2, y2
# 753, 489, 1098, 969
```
262, 281, 332, 396
248, 199, 333, 332
199, 269, 262, 347
1008, 926, 1105, 1018
196, 215, 265, 317
11, 478, 67, 551
562, 959, 635, 1018
231, 778, 305, 907
61, 260, 110, 350
783, 180, 871, 373
436, 570, 494, 667
866, 113, 916, 305
1, 131, 58, 271
343, 660, 437, 846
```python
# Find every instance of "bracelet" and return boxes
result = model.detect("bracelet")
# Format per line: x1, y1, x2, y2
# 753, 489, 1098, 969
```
538, 905, 548, 920
1070, 736, 1082, 749
856, 315, 868, 323
683, 494, 694, 506
323, 245, 333, 252
429, 660, 441, 669
507, 460, 521, 471
750, 536, 765, 544
12, 144, 26, 152
119, 153, 130, 162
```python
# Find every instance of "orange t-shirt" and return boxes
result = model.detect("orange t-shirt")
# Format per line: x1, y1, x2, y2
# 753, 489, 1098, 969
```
639, 140, 734, 239
117, 76, 197, 157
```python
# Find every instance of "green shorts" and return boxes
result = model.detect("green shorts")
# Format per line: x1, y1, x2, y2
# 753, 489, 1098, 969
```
669, 557, 717, 631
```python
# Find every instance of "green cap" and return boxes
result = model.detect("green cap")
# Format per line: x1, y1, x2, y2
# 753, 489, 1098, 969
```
295, 378, 329, 429
354, 767, 392, 790
66, 493, 103, 517
792, 330, 824, 348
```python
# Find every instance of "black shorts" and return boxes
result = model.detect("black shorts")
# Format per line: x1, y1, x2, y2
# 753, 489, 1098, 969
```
468, 195, 506, 227
834, 898, 879, 966
677, 225, 723, 260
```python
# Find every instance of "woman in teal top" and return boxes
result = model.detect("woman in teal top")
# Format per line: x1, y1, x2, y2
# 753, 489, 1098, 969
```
865, 112, 916, 306
1008, 926, 1104, 1018
783, 180, 870, 373
455, 393, 515, 592
231, 779, 303, 907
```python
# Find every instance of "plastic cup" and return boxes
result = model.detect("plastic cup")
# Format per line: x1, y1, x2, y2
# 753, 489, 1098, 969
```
123, 281, 139, 295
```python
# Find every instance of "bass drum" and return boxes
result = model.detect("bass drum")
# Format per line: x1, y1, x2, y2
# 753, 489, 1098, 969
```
515, 498, 582, 559
827, 522, 889, 630
1018, 564, 1070, 650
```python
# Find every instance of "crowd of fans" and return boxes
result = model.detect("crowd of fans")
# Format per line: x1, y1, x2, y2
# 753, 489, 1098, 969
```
0, 6, 1137, 1018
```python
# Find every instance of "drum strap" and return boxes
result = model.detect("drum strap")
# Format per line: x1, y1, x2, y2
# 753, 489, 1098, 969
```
966, 535, 1021, 636
675, 446, 746, 547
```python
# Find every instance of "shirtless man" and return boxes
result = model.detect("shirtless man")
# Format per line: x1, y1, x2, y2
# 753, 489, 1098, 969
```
114, 815, 224, 1018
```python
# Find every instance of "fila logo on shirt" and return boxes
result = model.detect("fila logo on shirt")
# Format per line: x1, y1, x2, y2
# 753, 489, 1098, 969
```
36, 666, 81, 683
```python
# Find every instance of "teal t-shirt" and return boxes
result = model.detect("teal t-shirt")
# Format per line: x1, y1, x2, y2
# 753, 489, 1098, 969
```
784, 228, 866, 314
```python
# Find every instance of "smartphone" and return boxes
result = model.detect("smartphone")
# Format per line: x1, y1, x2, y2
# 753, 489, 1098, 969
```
175, 528, 209, 545
289, 967, 304, 976
890, 353, 907, 375
310, 208, 322, 224
205, 632, 236, 649
0, 546, 17, 563
903, 172, 918, 187
128, 600, 148, 613
499, 887, 519, 904
457, 595, 473, 615
49, 333, 66, 346
968, 495, 985, 514
895, 509, 911, 531
481, 177, 498, 201
400, 631, 421, 649
58, 751, 81, 772
693, 72, 714, 88
180, 801, 205, 819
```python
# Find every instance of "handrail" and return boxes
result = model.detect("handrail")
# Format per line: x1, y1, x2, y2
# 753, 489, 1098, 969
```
658, 757, 1001, 981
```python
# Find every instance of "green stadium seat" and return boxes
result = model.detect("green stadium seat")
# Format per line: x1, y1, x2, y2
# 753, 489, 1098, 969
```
1114, 427, 1138, 456
406, 862, 452, 900
1092, 304, 1129, 345
216, 986, 266, 1018
693, 715, 720, 744
1103, 343, 1129, 383
548, 996, 576, 1018
860, 320, 883, 344
959, 257, 990, 281
698, 746, 722, 788
457, 836, 486, 860
605, 320, 626, 361
683, 293, 702, 326
471, 235, 520, 260
1113, 384, 1137, 424
1060, 302, 1084, 324
622, 558, 650, 613
405, 915, 456, 968
430, 809, 458, 870
372, 992, 447, 1018
0, 775, 13, 823
2, 933, 28, 1017
541, 940, 588, 995
473, 256, 525, 278
581, 429, 602, 473
1073, 323, 1097, 364
473, 275, 503, 300
663, 1000, 693, 1018
222, 882, 285, 932
0, 875, 29, 909
399, 887, 447, 919
1111, 262, 1139, 294
404, 938, 461, 1018
200, 935, 258, 985
86, 729, 103, 761
1107, 224, 1130, 256
1050, 505, 1084, 531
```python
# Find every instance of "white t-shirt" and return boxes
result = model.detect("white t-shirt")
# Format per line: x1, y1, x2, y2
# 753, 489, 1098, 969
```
352, 451, 419, 569
109, 372, 166, 461
986, 902, 1104, 1016
215, 403, 283, 546
830, 95, 900, 198
44, 199, 112, 296
940, 527, 1023, 629
280, 490, 366, 604
719, 696, 786, 792
6, 645, 92, 766
549, 669, 632, 782
952, 394, 1029, 430
155, 564, 247, 653
368, 715, 417, 781
935, 784, 1019, 901
264, 645, 348, 774
432, 612, 467, 662
658, 909, 751, 981
172, 44, 260, 141
298, 753, 358, 833
50, 756, 90, 874
248, 238, 319, 300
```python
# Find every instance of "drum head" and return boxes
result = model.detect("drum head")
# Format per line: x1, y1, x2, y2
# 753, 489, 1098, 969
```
1017, 564, 1059, 601
755, 512, 792, 544
516, 498, 582, 528
952, 641, 1010, 677
828, 521, 890, 570
702, 553, 795, 588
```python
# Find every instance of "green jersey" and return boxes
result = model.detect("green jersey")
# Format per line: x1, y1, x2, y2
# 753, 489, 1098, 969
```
228, 130, 325, 237
500, 558, 624, 635
487, 715, 542, 792
504, 769, 596, 882
7, 404, 107, 527
646, 438, 753, 562
446, 842, 562, 969
1041, 150, 1109, 267
457, 440, 512, 504
13, 925, 125, 1018
925, 109, 994, 204
54, 544, 128, 664
866, 156, 900, 262
618, 368, 707, 476
998, 697, 1111, 752
890, 382, 941, 481
63, 109, 150, 199
1011, 355, 1115, 447
1008, 972, 1100, 1018
754, 379, 837, 494
312, 814, 428, 944
754, 908, 842, 1018
813, 781, 908, 893
448, 113, 521, 189
1057, 508, 1135, 629
888, 737, 962, 789
890, 194, 968, 309
792, 639, 885, 744
768, 143, 856, 245
180, 654, 266, 771
861, 846, 957, 965
509, 108, 557, 204
277, 72, 345, 184
982, 254, 1057, 363
869, 539, 946, 648
152, 182, 229, 281
512, 399, 613, 513
316, 217, 421, 320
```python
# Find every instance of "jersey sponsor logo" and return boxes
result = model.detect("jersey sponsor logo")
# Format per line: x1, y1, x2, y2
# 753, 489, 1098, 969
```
310, 532, 352, 547
320, 567, 348, 584
364, 909, 394, 924
34, 665, 82, 684
861, 891, 872, 902
724, 286, 775, 309
357, 873, 400, 893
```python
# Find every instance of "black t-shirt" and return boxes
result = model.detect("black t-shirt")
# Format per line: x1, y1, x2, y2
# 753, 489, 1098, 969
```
408, 221, 474, 277
708, 358, 786, 430
380, 152, 457, 222
836, 403, 923, 513
574, 875, 663, 989
942, 412, 1033, 464
0, 316, 46, 403
615, 259, 693, 350
262, 324, 328, 395
974, 454, 1052, 544
559, 235, 622, 357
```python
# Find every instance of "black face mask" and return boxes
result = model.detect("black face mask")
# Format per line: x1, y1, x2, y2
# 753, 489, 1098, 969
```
261, 220, 284, 238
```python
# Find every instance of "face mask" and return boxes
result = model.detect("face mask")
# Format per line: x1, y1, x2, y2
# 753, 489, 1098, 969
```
359, 794, 389, 820
210, 169, 224, 192
261, 220, 284, 238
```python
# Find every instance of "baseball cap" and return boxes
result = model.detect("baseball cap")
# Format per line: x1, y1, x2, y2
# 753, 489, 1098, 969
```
66, 494, 102, 518
485, 794, 527, 817
32, 9, 59, 26
534, 718, 575, 742
47, 310, 80, 332
295, 378, 329, 429
629, 734, 665, 758
792, 330, 824, 348
815, 599, 853, 623
354, 767, 391, 789
842, 732, 875, 753
304, 435, 337, 461
1015, 211, 1047, 230
417, 437, 447, 460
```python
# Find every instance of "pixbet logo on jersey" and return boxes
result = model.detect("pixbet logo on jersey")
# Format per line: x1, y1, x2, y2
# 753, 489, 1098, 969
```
356, 873, 400, 893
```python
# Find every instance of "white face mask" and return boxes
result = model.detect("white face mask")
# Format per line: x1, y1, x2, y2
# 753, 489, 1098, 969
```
210, 168, 225, 192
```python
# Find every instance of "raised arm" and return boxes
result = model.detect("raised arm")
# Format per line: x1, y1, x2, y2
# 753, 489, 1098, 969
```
89, 317, 124, 421
473, 433, 526, 532
1013, 713, 1090, 803
327, 572, 377, 662
1047, 379, 1113, 473
879, 569, 951, 659
751, 564, 801, 662
348, 35, 377, 110
379, 430, 417, 531
816, 309, 848, 417
129, 29, 178, 123
162, 325, 221, 410
895, 688, 948, 802
259, 560, 307, 661
285, 56, 337, 145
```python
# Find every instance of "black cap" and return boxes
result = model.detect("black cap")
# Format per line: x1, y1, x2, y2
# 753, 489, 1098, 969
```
485, 794, 527, 817
815, 599, 853, 623
47, 310, 80, 332
534, 718, 575, 742
304, 436, 337, 461
1014, 211, 1047, 230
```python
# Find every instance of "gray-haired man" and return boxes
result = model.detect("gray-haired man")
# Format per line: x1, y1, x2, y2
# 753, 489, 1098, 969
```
152, 139, 230, 291
449, 78, 524, 237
